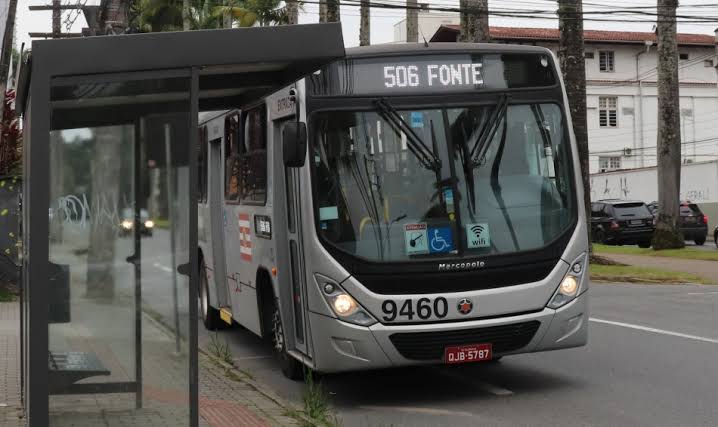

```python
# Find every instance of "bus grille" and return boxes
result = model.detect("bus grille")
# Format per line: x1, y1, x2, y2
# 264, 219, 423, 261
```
388, 321, 541, 361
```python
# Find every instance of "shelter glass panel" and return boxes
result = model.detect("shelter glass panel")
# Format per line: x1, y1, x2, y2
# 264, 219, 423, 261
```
47, 74, 192, 425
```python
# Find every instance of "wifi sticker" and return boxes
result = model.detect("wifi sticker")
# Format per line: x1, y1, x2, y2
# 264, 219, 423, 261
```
466, 223, 490, 248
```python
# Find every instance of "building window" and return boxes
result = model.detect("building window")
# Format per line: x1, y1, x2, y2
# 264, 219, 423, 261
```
599, 96, 618, 128
585, 52, 595, 59
240, 106, 268, 205
679, 53, 689, 60
599, 156, 621, 171
599, 51, 614, 72
198, 126, 208, 203
704, 59, 714, 67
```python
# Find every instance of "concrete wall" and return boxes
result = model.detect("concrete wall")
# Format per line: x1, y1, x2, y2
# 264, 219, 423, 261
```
590, 161, 718, 238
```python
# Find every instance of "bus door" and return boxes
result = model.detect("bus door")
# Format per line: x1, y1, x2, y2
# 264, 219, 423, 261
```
208, 131, 230, 310
281, 118, 310, 356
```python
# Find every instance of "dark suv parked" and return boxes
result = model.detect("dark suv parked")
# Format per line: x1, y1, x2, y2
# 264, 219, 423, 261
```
646, 201, 708, 245
591, 200, 655, 247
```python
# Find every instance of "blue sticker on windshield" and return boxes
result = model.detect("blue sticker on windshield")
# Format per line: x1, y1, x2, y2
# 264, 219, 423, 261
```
410, 112, 424, 128
429, 227, 454, 253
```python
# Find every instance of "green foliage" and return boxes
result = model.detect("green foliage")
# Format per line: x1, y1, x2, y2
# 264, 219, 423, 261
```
302, 370, 342, 427
208, 332, 234, 365
131, 0, 296, 32
0, 90, 21, 176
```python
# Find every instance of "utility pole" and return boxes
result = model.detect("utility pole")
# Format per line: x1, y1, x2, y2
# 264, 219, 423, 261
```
0, 0, 18, 126
359, 0, 370, 45
459, 0, 490, 43
406, 0, 418, 43
28, 3, 83, 38
558, 0, 591, 251
653, 0, 684, 249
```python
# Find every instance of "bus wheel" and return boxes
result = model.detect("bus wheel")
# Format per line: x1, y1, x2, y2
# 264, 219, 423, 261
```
199, 258, 222, 330
271, 299, 304, 380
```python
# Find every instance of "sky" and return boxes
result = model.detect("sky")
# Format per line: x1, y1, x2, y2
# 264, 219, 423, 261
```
13, 0, 718, 53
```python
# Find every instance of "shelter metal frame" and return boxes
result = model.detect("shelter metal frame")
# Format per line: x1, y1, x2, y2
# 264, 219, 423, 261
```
17, 24, 345, 426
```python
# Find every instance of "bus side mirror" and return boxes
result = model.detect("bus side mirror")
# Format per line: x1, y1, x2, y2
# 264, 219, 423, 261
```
283, 122, 307, 168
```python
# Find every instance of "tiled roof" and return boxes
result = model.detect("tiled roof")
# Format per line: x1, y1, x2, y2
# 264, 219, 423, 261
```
433, 25, 715, 46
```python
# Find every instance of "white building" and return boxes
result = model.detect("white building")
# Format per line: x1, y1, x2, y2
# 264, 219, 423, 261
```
396, 18, 718, 175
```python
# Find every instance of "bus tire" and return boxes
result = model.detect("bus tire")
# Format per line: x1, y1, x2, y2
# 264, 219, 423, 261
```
199, 258, 222, 330
271, 299, 304, 380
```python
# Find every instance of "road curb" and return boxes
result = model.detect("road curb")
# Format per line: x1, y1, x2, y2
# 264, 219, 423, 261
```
199, 347, 317, 426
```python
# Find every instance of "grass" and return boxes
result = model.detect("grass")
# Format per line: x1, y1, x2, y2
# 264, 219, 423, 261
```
301, 370, 342, 427
0, 287, 15, 302
208, 333, 234, 366
154, 218, 170, 230
594, 244, 718, 261
590, 264, 711, 284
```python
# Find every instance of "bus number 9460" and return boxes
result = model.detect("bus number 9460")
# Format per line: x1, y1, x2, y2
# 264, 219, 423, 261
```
381, 297, 448, 322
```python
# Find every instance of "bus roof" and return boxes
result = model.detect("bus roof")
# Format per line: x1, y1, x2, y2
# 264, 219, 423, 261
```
344, 42, 553, 59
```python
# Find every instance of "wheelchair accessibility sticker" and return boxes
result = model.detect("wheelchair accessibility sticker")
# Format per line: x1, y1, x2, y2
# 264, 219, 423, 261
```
429, 227, 454, 254
404, 223, 429, 255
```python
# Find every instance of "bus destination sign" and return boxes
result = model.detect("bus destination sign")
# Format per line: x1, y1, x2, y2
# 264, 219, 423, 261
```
382, 62, 483, 90
309, 53, 556, 97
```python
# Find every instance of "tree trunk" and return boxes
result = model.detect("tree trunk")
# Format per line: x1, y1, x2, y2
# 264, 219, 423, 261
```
182, 0, 191, 30
326, 0, 340, 22
653, 0, 684, 249
319, 0, 328, 23
0, 0, 18, 124
558, 0, 591, 252
286, 0, 299, 25
52, 0, 61, 37
85, 0, 131, 298
459, 0, 490, 43
359, 0, 370, 46
406, 0, 418, 43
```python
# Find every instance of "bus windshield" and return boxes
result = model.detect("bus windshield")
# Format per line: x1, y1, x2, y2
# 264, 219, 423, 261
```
312, 102, 575, 262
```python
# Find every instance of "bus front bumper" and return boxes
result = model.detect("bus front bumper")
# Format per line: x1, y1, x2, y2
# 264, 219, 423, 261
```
309, 292, 588, 374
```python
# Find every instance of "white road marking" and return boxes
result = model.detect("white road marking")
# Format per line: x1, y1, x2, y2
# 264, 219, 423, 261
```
590, 317, 718, 344
234, 355, 272, 360
685, 291, 718, 295
359, 406, 474, 417
153, 263, 173, 273
433, 367, 514, 396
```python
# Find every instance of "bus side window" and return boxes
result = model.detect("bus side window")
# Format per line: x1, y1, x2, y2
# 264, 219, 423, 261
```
198, 126, 208, 202
240, 107, 268, 205
225, 114, 241, 201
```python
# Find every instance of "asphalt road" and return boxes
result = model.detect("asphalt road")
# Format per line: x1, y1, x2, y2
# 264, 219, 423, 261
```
198, 282, 718, 427
129, 231, 718, 425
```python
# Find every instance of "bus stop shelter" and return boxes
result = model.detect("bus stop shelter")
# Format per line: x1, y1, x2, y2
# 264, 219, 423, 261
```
16, 24, 344, 426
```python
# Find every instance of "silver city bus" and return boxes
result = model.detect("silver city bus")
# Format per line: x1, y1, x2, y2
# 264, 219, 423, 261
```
197, 44, 589, 379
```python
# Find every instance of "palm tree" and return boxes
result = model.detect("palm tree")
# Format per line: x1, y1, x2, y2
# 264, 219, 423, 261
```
459, 0, 489, 42
213, 0, 293, 27
359, 0, 369, 45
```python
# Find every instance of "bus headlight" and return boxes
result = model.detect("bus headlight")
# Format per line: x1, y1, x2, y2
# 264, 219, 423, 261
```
144, 220, 154, 228
547, 253, 586, 309
121, 220, 133, 230
316, 275, 377, 327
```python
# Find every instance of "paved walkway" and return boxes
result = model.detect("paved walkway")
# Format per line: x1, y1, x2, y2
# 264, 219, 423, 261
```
0, 301, 299, 426
0, 302, 24, 427
601, 253, 718, 285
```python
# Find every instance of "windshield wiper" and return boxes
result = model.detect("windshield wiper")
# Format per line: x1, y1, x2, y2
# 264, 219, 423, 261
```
374, 98, 442, 172
469, 95, 509, 168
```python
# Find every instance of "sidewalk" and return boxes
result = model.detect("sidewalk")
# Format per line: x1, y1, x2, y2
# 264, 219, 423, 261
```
0, 301, 299, 427
0, 302, 24, 427
600, 253, 718, 285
